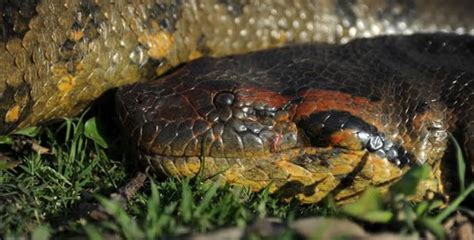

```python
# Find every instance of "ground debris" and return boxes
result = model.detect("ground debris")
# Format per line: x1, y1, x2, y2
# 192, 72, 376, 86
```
439, 212, 474, 240
187, 217, 418, 240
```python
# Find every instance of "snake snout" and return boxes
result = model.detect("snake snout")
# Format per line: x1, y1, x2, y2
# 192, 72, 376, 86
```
116, 81, 305, 159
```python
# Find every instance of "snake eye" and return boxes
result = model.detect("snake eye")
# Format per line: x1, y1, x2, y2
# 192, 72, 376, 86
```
214, 91, 235, 107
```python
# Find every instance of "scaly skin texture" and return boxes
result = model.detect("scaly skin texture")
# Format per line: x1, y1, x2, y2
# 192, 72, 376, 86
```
2, 1, 474, 202
1, 0, 474, 134
117, 34, 474, 203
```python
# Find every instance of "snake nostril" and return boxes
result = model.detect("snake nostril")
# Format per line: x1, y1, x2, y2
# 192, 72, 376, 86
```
367, 135, 384, 151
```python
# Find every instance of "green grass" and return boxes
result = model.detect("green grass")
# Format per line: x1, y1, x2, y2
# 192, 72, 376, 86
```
0, 115, 127, 235
0, 114, 472, 239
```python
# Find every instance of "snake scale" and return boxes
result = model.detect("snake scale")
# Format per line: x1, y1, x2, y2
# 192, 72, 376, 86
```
1, 0, 473, 203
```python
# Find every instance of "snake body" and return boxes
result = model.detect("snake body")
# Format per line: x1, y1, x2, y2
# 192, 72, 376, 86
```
1, 0, 474, 133
1, 1, 474, 202
117, 34, 473, 203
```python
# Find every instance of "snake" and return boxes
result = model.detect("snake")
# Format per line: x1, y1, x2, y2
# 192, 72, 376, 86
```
116, 33, 473, 203
1, 0, 473, 203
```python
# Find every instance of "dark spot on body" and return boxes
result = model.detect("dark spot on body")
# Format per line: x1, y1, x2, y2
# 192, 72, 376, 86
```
196, 35, 212, 55
336, 0, 356, 27
336, 0, 356, 26
79, 0, 102, 25
60, 40, 76, 56
217, 0, 248, 17
147, 1, 182, 33
73, 0, 103, 44
54, 0, 104, 65
0, 0, 40, 42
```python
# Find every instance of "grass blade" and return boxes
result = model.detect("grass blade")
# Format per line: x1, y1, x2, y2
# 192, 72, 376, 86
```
435, 183, 474, 223
179, 179, 193, 222
342, 187, 393, 223
84, 117, 109, 149
418, 218, 445, 240
449, 134, 466, 191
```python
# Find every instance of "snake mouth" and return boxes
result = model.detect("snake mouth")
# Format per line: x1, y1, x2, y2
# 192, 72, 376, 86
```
142, 146, 408, 203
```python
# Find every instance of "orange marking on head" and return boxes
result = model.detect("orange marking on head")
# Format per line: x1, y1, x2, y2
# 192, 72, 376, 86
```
329, 131, 351, 145
295, 89, 381, 128
353, 96, 371, 104
329, 130, 364, 150
235, 87, 290, 108
274, 111, 291, 122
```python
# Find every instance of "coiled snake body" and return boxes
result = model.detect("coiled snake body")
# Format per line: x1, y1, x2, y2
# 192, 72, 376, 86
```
1, 0, 474, 202
117, 34, 473, 203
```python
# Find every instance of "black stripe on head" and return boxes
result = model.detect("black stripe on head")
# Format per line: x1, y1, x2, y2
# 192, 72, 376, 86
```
299, 110, 412, 167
